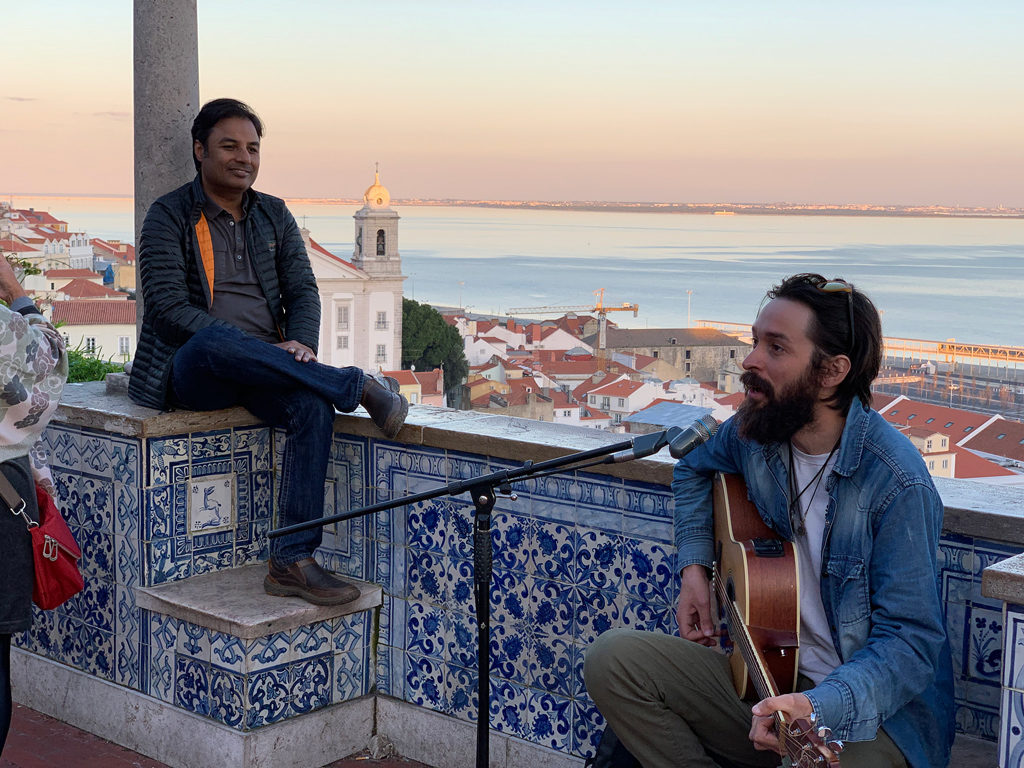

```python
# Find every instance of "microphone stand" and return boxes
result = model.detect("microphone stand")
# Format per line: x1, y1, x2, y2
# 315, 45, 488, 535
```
269, 428, 676, 768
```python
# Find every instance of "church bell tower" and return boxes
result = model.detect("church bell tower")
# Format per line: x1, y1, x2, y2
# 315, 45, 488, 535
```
353, 167, 401, 277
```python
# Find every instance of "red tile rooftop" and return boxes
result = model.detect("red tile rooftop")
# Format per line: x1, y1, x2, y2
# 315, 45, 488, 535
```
50, 300, 137, 325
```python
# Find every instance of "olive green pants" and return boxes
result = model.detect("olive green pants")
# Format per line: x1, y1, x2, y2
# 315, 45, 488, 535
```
583, 628, 907, 768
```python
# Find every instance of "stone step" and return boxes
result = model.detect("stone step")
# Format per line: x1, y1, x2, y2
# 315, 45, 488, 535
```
134, 562, 382, 638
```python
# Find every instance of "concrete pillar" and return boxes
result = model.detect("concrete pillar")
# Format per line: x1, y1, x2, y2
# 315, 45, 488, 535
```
133, 0, 199, 332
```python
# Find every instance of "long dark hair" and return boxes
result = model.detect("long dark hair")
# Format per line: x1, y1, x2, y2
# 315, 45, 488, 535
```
769, 273, 882, 414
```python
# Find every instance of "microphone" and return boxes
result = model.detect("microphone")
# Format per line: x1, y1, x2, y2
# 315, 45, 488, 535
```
606, 426, 684, 463
669, 414, 719, 459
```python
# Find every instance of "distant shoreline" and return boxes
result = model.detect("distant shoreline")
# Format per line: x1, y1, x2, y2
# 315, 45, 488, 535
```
5, 193, 1022, 219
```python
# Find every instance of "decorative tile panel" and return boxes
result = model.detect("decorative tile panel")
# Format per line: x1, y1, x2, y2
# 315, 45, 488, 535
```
188, 473, 234, 533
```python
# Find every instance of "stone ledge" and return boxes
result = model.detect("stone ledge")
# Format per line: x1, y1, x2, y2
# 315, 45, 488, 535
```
53, 382, 1024, 540
134, 563, 382, 639
982, 551, 1024, 605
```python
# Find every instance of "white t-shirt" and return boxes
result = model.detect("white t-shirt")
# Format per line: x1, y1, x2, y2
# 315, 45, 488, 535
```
789, 443, 843, 684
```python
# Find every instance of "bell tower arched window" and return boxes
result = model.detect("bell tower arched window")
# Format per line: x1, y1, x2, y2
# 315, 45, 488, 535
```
376, 229, 386, 256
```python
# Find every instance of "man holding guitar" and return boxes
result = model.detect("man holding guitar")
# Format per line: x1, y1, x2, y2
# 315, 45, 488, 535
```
585, 274, 954, 767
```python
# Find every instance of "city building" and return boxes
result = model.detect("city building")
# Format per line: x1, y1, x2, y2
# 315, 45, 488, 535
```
306, 171, 404, 373
379, 368, 445, 407
584, 326, 749, 382
50, 299, 137, 361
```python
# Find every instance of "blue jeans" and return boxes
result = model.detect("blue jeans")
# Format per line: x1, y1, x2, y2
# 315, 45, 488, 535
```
170, 325, 366, 564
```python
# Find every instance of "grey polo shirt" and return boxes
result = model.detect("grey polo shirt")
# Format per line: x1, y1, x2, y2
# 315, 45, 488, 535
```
203, 199, 279, 343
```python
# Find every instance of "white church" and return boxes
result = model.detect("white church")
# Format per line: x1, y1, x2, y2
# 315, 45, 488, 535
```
301, 171, 405, 373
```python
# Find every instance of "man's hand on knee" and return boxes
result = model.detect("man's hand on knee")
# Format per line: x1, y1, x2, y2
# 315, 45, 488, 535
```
275, 340, 316, 363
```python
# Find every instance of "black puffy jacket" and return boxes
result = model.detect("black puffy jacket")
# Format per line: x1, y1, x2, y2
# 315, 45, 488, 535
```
128, 176, 321, 410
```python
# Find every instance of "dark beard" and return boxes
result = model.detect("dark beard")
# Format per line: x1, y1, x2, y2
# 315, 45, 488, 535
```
736, 368, 819, 445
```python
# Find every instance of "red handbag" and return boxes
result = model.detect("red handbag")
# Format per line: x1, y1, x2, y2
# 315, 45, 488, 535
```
29, 484, 84, 609
1, 470, 84, 609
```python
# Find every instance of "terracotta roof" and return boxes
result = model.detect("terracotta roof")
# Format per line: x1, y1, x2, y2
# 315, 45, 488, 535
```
961, 420, 1024, 462
870, 391, 900, 412
50, 300, 136, 325
879, 396, 998, 443
580, 407, 611, 421
716, 391, 746, 408
549, 390, 575, 408
45, 269, 100, 279
308, 236, 358, 270
90, 238, 136, 263
380, 370, 419, 387
0, 238, 39, 253
508, 377, 541, 392
412, 368, 443, 395
58, 279, 128, 299
633, 354, 659, 370
14, 209, 65, 227
950, 446, 1017, 478
589, 379, 644, 398
901, 425, 951, 440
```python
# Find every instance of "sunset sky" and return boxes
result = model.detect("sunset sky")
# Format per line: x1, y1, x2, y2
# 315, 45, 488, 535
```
5, 1, 1024, 206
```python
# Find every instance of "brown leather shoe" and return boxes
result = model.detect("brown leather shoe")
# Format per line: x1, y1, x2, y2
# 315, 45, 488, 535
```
264, 558, 360, 606
360, 375, 409, 438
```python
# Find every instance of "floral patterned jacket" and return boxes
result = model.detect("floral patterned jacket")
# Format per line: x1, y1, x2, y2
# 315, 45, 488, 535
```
0, 302, 68, 490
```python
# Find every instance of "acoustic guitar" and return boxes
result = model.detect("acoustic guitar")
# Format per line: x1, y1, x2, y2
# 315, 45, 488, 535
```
712, 472, 842, 767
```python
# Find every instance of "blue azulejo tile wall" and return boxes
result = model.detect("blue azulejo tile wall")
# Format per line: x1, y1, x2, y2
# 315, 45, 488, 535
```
341, 441, 677, 760
310, 436, 1021, 761
138, 609, 373, 731
940, 533, 1024, 742
1000, 604, 1024, 767
18, 423, 142, 687
16, 421, 277, 696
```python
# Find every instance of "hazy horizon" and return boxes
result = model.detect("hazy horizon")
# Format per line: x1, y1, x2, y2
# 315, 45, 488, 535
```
4, 191, 1022, 213
5, 1, 1024, 207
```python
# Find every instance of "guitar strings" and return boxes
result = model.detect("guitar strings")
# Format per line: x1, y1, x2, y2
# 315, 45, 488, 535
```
712, 562, 834, 765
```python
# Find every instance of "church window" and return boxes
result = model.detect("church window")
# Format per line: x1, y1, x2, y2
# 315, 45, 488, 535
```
337, 307, 349, 331
337, 336, 349, 350
376, 229, 386, 256
376, 311, 388, 330
375, 344, 387, 363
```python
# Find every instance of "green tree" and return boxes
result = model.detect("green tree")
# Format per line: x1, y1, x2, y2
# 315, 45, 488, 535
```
402, 298, 468, 398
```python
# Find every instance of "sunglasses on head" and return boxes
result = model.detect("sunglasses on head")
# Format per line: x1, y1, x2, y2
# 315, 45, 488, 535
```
811, 277, 855, 356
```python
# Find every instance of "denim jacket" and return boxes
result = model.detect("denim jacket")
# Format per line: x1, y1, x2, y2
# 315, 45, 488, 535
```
673, 401, 955, 768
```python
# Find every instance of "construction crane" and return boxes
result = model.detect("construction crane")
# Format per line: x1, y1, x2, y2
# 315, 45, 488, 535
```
508, 289, 639, 363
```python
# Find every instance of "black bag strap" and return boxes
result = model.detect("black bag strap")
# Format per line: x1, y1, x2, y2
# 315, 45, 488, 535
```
0, 466, 33, 527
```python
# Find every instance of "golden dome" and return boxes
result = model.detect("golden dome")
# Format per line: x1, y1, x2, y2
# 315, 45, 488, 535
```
363, 170, 390, 209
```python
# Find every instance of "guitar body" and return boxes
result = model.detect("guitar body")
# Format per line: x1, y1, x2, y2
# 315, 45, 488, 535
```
713, 472, 800, 699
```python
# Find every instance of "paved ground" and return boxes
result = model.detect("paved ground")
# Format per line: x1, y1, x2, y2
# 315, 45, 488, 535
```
0, 700, 999, 767
0, 704, 432, 768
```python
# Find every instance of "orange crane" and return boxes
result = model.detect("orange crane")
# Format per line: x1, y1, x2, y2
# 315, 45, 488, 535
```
508, 289, 639, 363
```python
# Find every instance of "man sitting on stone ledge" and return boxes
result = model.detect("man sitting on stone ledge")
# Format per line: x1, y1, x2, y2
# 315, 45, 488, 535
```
128, 97, 408, 606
